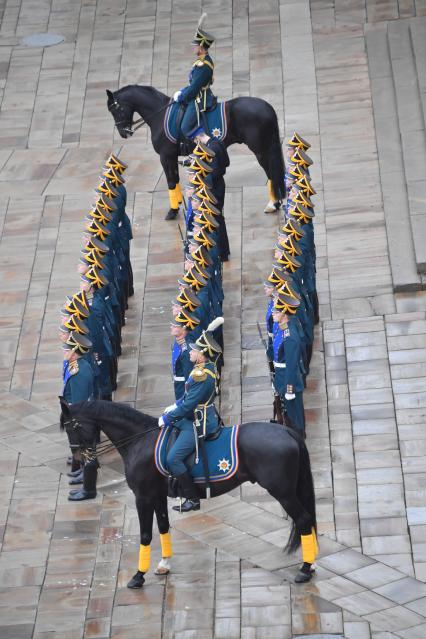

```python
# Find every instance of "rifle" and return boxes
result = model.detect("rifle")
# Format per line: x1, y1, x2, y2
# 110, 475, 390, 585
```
256, 321, 284, 425
177, 223, 188, 254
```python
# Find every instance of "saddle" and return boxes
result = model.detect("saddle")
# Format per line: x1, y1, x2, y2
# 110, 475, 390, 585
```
155, 422, 240, 489
164, 100, 228, 150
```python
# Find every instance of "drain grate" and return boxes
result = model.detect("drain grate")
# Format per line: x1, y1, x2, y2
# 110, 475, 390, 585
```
21, 33, 65, 47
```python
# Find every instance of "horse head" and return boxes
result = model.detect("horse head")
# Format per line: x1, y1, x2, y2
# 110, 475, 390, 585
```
59, 396, 98, 453
106, 89, 134, 138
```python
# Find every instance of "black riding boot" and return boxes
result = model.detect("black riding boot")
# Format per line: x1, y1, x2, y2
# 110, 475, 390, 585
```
172, 471, 200, 513
68, 459, 98, 501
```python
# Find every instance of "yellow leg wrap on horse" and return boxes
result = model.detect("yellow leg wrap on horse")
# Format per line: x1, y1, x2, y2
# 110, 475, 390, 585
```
301, 533, 316, 564
169, 187, 180, 209
268, 179, 276, 202
175, 182, 183, 204
312, 528, 319, 556
160, 532, 173, 558
138, 544, 151, 573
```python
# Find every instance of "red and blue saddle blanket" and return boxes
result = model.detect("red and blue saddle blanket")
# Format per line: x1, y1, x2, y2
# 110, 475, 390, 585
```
155, 424, 240, 483
164, 101, 228, 144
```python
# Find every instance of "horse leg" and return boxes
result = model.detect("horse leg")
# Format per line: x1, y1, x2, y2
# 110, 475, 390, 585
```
160, 152, 181, 220
274, 494, 318, 583
255, 151, 281, 214
127, 496, 155, 589
154, 495, 172, 575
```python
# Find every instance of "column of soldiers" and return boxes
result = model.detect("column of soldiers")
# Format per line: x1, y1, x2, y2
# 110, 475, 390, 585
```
60, 154, 133, 501
166, 133, 229, 512
264, 132, 318, 438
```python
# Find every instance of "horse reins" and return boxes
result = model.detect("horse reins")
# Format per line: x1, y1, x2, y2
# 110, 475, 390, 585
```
95, 425, 160, 455
110, 97, 172, 136
64, 415, 160, 458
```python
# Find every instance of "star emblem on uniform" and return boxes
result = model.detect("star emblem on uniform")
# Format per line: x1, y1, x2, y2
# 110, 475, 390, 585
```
212, 127, 221, 138
217, 458, 231, 473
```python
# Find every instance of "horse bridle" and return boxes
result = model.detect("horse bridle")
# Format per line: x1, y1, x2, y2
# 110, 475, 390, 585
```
61, 411, 160, 457
109, 96, 171, 137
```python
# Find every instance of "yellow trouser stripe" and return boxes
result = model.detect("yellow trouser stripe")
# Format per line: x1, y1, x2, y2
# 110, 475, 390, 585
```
301, 533, 317, 565
160, 532, 173, 558
138, 544, 151, 573
268, 179, 276, 202
169, 187, 180, 209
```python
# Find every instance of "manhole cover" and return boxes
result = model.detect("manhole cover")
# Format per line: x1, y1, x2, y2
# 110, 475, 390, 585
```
21, 33, 65, 47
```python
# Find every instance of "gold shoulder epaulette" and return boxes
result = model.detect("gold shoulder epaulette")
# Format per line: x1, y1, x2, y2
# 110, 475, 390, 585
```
69, 360, 79, 376
192, 367, 207, 382
202, 59, 214, 71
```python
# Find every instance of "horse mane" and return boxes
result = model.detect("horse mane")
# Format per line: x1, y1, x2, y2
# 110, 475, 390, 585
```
115, 84, 169, 102
71, 400, 157, 430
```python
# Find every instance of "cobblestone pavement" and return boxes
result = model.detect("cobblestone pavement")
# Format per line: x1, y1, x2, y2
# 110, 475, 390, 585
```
1, 0, 426, 637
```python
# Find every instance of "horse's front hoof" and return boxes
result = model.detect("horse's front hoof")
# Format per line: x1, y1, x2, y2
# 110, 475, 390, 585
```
127, 571, 145, 589
165, 208, 179, 220
295, 565, 315, 583
264, 200, 278, 214
155, 558, 171, 575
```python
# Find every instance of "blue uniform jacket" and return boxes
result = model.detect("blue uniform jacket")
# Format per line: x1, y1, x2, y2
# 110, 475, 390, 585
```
163, 361, 218, 433
272, 318, 304, 395
266, 298, 274, 361
172, 337, 193, 400
179, 54, 215, 110
63, 358, 94, 404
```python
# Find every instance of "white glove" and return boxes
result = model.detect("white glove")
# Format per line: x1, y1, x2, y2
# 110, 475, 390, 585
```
173, 90, 182, 102
164, 403, 177, 414
158, 416, 165, 428
285, 393, 296, 401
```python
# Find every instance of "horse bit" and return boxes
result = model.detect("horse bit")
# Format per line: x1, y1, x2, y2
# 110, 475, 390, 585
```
109, 99, 145, 136
110, 97, 171, 137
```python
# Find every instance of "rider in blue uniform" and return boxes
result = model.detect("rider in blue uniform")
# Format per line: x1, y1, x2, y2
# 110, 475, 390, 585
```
159, 323, 222, 512
173, 14, 216, 140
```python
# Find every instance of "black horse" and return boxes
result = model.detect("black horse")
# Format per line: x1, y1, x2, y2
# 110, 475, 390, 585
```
60, 398, 318, 587
106, 86, 285, 219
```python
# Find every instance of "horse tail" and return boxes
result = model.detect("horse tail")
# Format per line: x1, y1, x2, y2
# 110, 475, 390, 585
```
268, 119, 286, 202
284, 431, 317, 554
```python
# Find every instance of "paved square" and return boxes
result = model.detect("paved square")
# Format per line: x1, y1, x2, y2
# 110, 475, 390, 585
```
0, 0, 426, 637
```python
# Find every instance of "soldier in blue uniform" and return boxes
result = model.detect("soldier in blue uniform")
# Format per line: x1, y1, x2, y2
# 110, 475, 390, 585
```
170, 308, 200, 401
193, 137, 231, 260
80, 267, 115, 400
62, 331, 99, 501
61, 292, 101, 402
159, 321, 222, 512
272, 294, 306, 435
62, 332, 94, 403
173, 14, 216, 140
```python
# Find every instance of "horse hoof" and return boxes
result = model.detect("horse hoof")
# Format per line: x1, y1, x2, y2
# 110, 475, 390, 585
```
127, 571, 145, 589
165, 208, 179, 221
155, 558, 171, 575
295, 568, 314, 583
263, 201, 277, 214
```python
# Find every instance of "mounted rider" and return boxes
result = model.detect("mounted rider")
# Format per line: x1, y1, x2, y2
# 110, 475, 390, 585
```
159, 319, 223, 512
173, 13, 216, 140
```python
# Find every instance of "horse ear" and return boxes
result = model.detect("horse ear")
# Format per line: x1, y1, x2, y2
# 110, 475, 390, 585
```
59, 396, 70, 416
106, 89, 114, 101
